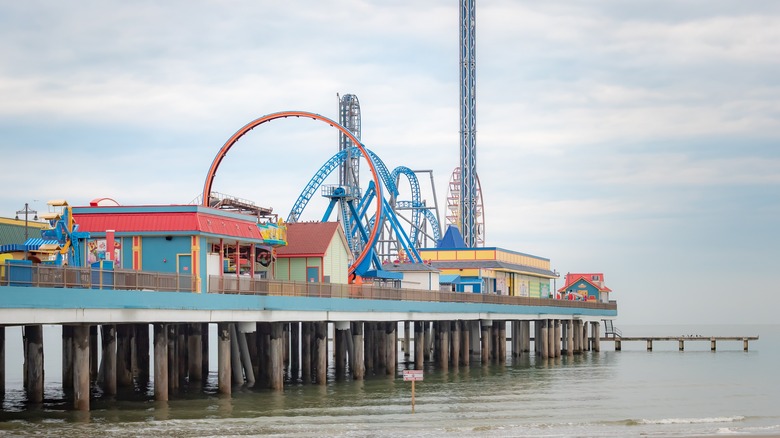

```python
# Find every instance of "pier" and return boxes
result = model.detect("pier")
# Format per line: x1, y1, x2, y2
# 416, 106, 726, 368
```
0, 266, 616, 411
609, 336, 759, 352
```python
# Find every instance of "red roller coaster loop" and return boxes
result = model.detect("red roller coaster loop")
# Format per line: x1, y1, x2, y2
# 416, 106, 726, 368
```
201, 110, 384, 282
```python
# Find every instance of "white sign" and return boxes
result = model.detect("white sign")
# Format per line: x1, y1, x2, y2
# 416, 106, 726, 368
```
403, 369, 424, 381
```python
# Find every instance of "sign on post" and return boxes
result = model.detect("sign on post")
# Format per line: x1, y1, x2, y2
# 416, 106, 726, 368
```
403, 369, 424, 413
403, 369, 424, 381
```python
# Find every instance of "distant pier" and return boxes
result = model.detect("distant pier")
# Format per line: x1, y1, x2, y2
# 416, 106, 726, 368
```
607, 335, 759, 352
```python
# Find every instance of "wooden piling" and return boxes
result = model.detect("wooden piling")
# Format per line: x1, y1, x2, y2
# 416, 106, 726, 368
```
315, 322, 327, 385
153, 323, 168, 401
136, 323, 150, 385
481, 320, 490, 364
270, 322, 284, 390
555, 320, 562, 357
387, 322, 397, 377
188, 323, 203, 384
451, 321, 460, 368
217, 322, 231, 395
0, 326, 4, 398
24, 325, 44, 403
591, 321, 600, 353
117, 324, 133, 388
101, 325, 117, 395
352, 322, 365, 380
291, 322, 300, 381
73, 324, 90, 411
62, 325, 74, 391
461, 320, 470, 366
414, 321, 424, 369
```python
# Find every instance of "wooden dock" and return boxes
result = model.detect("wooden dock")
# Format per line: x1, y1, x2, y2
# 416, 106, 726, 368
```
604, 335, 759, 351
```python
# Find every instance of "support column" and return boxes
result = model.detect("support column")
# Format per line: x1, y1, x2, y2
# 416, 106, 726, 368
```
521, 321, 531, 353
591, 321, 600, 352
414, 321, 424, 369
424, 322, 432, 362
554, 319, 562, 358
498, 320, 507, 363
229, 324, 243, 385
364, 323, 374, 375
24, 325, 44, 404
217, 323, 231, 395
62, 325, 74, 391
117, 324, 133, 388
460, 320, 470, 366
439, 321, 449, 371
566, 320, 574, 356
237, 325, 255, 387
582, 321, 590, 352
89, 325, 98, 383
188, 323, 203, 384
300, 322, 311, 383
201, 323, 209, 384
256, 323, 270, 388
352, 322, 365, 380
101, 325, 117, 395
270, 322, 284, 390
153, 323, 168, 401
480, 320, 490, 365
403, 321, 411, 362
315, 322, 327, 385
711, 338, 717, 351
335, 322, 348, 380
290, 322, 300, 382
136, 323, 150, 386
0, 326, 4, 398
573, 320, 581, 354
73, 324, 90, 411
386, 322, 397, 377
540, 320, 549, 359
168, 325, 180, 391
451, 321, 460, 368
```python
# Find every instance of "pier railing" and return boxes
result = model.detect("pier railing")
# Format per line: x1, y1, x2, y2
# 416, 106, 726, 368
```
208, 275, 617, 310
0, 263, 616, 310
0, 264, 193, 292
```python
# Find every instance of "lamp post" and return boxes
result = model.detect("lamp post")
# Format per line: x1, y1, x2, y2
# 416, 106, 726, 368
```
553, 269, 559, 299
15, 203, 38, 261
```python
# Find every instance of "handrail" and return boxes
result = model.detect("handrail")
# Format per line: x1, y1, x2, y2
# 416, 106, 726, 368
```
208, 275, 618, 311
0, 263, 617, 311
0, 263, 193, 292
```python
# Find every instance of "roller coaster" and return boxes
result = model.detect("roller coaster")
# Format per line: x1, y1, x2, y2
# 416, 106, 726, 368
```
201, 101, 443, 283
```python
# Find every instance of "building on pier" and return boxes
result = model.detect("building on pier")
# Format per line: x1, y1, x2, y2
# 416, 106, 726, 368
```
71, 203, 287, 292
418, 228, 555, 296
557, 272, 613, 303
274, 222, 350, 284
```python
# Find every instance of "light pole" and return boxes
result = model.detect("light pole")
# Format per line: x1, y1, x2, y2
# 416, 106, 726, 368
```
553, 269, 559, 299
15, 203, 38, 261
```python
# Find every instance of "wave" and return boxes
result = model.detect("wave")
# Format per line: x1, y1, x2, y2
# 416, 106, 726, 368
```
630, 416, 746, 425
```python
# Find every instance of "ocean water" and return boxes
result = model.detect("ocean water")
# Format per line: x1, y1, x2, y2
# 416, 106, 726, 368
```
0, 324, 777, 437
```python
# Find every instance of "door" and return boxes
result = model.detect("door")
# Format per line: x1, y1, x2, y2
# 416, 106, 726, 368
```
177, 254, 192, 290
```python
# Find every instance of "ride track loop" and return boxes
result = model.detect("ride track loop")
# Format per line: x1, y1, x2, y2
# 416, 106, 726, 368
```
200, 110, 384, 283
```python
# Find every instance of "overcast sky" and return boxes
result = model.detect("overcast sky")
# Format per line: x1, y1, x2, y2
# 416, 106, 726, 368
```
1, 1, 778, 325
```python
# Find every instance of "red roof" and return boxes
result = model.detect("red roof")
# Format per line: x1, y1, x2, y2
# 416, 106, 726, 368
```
557, 272, 613, 293
74, 211, 263, 240
276, 222, 343, 257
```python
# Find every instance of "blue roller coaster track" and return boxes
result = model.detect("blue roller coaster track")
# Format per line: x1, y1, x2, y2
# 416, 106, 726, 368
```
286, 147, 438, 266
